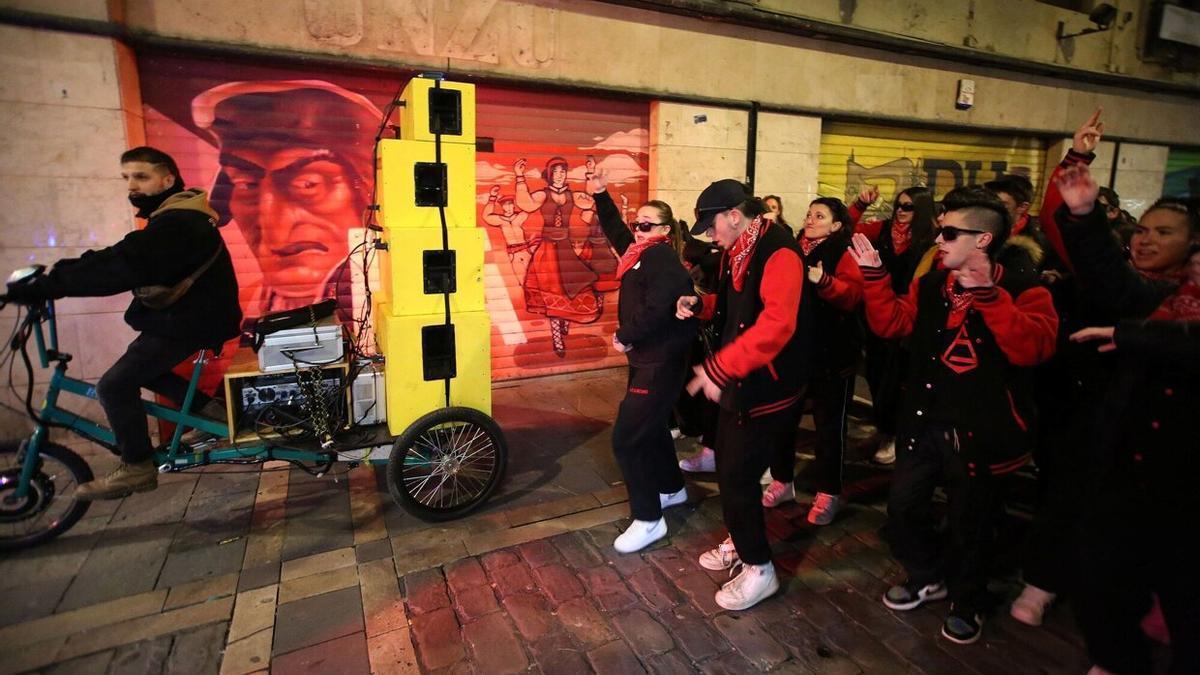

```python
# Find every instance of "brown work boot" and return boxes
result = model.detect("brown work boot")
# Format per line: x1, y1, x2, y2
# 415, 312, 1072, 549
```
76, 460, 158, 501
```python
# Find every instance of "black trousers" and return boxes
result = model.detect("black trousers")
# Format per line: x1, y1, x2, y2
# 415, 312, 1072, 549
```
97, 333, 213, 463
886, 425, 1008, 614
718, 402, 802, 566
1073, 492, 1199, 675
770, 371, 854, 495
864, 333, 906, 437
612, 360, 688, 521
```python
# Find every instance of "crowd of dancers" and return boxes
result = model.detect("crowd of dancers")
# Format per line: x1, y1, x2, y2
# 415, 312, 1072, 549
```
591, 108, 1198, 674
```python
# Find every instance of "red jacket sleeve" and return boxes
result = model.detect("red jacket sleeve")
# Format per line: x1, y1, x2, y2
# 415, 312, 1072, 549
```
1039, 149, 1093, 274
860, 264, 920, 339
816, 254, 864, 312
703, 249, 803, 385
695, 292, 717, 320
969, 285, 1059, 366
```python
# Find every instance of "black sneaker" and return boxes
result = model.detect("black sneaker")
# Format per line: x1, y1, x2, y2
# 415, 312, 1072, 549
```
941, 607, 984, 645
882, 580, 949, 611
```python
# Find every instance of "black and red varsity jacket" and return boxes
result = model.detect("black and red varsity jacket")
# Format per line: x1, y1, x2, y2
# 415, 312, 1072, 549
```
696, 223, 812, 417
860, 262, 1058, 475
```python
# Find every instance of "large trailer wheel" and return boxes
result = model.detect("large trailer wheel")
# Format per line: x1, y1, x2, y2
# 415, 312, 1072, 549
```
385, 407, 507, 522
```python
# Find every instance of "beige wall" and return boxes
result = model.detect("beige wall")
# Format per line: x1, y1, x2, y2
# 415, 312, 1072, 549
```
756, 0, 1195, 88
650, 102, 749, 223
0, 22, 135, 439
0, 0, 1168, 146
753, 112, 822, 227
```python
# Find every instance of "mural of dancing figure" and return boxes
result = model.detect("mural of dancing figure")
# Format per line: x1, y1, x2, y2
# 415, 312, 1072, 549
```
512, 155, 617, 357
482, 185, 532, 282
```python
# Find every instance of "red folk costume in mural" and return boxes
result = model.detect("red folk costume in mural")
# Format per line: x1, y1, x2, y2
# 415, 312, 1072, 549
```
512, 155, 617, 356
192, 80, 380, 326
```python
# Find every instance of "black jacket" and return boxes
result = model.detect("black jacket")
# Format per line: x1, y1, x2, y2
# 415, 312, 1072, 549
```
594, 191, 696, 366
40, 188, 242, 350
1058, 204, 1195, 506
802, 230, 863, 376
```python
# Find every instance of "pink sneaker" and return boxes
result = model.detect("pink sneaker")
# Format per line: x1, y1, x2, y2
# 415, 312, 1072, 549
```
1010, 584, 1055, 626
761, 480, 794, 508
679, 447, 715, 473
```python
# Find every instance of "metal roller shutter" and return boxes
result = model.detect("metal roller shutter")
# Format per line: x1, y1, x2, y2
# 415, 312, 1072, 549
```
818, 122, 1047, 221
137, 51, 649, 384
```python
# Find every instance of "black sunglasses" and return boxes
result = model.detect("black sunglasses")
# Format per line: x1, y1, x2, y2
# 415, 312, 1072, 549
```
938, 225, 987, 241
632, 222, 665, 233
895, 203, 915, 212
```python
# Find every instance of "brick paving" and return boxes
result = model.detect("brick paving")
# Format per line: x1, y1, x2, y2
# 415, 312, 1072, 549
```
0, 369, 1097, 674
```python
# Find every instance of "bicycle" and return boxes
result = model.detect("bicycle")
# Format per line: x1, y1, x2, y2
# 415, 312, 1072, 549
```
0, 265, 508, 551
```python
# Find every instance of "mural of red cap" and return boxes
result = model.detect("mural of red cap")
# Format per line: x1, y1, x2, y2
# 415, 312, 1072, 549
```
193, 80, 382, 308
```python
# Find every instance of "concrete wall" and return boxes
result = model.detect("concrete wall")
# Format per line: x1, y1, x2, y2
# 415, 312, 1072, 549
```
0, 20, 135, 439
0, 0, 1176, 146
756, 0, 1195, 87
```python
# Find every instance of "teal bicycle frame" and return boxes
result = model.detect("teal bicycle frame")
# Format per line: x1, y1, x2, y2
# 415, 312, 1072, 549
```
13, 300, 350, 501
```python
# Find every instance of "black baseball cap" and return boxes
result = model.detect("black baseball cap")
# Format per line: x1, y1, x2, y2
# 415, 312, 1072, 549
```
691, 179, 751, 235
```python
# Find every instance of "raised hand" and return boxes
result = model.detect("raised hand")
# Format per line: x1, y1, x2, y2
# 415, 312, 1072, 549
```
489, 185, 501, 197
954, 248, 994, 288
857, 185, 880, 206
1070, 326, 1117, 352
513, 158, 527, 178
1073, 107, 1104, 155
1054, 164, 1100, 216
585, 155, 596, 175
807, 260, 825, 284
848, 232, 882, 268
586, 170, 608, 195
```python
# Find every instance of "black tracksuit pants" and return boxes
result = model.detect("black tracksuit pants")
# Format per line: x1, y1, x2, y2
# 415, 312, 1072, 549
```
886, 424, 1008, 615
770, 371, 854, 495
612, 359, 688, 521
1073, 491, 1199, 675
97, 332, 214, 463
718, 402, 803, 566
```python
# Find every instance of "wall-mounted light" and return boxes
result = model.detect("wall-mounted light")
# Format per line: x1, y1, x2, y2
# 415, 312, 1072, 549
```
1056, 3, 1119, 41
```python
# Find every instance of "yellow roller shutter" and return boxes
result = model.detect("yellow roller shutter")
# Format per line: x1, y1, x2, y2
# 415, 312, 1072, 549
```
819, 122, 1047, 220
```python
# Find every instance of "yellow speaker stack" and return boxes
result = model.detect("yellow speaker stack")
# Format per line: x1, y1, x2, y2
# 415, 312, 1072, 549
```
374, 76, 490, 437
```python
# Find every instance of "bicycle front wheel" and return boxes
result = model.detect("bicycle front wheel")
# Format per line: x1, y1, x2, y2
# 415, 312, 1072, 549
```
0, 441, 93, 551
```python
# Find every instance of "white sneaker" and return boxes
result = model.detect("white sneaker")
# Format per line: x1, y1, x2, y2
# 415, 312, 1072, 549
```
714, 561, 779, 610
873, 438, 896, 465
1010, 584, 1056, 627
660, 487, 688, 509
761, 480, 795, 508
679, 446, 716, 473
698, 536, 740, 571
614, 518, 667, 553
807, 493, 841, 525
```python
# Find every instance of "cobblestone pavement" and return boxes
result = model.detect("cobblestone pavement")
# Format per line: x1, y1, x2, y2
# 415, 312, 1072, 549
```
0, 369, 1091, 674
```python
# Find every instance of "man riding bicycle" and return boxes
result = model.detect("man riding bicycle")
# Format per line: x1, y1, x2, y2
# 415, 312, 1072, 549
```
5, 147, 241, 500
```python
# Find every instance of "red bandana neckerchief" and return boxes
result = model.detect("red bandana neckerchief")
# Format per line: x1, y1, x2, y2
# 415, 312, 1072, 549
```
891, 221, 912, 255
1149, 281, 1200, 321
729, 216, 765, 292
616, 235, 669, 279
1012, 214, 1029, 236
944, 263, 1004, 328
799, 235, 826, 257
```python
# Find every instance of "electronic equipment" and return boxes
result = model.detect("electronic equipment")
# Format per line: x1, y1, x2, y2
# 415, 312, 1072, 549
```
258, 317, 344, 373
231, 368, 347, 436
350, 362, 387, 425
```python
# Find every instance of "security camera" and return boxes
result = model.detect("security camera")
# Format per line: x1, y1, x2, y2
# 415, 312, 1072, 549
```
1057, 3, 1120, 41
1089, 3, 1118, 31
